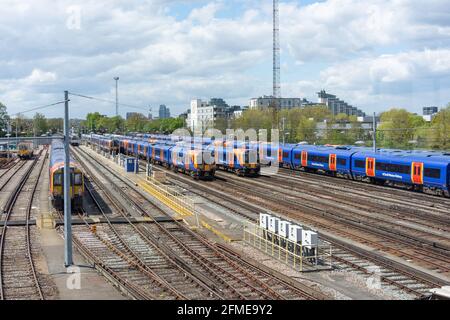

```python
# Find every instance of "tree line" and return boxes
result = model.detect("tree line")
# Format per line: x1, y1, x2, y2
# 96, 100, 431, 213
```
1, 100, 448, 150
80, 112, 185, 135
231, 104, 450, 150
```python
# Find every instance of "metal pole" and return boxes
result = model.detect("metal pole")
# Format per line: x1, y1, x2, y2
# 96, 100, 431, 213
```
64, 90, 73, 267
372, 112, 377, 152
6, 121, 10, 159
114, 77, 119, 117
15, 114, 18, 145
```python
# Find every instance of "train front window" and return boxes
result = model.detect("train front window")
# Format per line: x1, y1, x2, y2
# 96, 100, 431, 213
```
74, 173, 82, 185
54, 173, 62, 186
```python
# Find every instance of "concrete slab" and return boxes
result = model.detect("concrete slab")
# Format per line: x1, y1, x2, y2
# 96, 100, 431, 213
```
39, 228, 126, 300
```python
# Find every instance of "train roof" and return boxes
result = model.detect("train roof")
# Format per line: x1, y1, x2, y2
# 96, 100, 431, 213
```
353, 150, 450, 166
50, 139, 79, 170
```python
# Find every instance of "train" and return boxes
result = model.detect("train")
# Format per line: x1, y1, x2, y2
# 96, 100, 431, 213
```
49, 139, 85, 209
18, 141, 34, 160
279, 144, 450, 197
70, 135, 80, 146
81, 133, 450, 196
120, 139, 216, 180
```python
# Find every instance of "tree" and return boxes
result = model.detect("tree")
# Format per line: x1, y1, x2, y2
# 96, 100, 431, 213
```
47, 118, 63, 134
85, 112, 104, 132
125, 113, 148, 132
429, 105, 450, 150
0, 102, 9, 137
33, 113, 48, 136
378, 108, 424, 148
296, 116, 317, 143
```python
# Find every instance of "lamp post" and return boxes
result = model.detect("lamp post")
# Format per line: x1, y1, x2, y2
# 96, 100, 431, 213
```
114, 77, 119, 117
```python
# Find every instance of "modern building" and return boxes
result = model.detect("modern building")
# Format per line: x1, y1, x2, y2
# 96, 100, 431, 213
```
126, 112, 146, 120
249, 96, 314, 109
423, 106, 439, 116
159, 105, 171, 119
186, 99, 244, 131
317, 90, 365, 117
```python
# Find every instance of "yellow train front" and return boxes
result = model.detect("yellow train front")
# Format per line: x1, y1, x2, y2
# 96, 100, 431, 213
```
49, 140, 84, 210
18, 141, 34, 160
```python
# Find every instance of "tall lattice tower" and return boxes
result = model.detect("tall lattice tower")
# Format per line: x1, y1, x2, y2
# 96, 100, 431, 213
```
273, 0, 280, 103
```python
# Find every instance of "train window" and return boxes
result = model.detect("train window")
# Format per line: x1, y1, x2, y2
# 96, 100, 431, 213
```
294, 153, 301, 160
354, 160, 365, 168
283, 152, 289, 158
424, 168, 440, 178
267, 148, 271, 157
74, 173, 82, 185
375, 162, 410, 174
54, 173, 62, 186
337, 158, 347, 166
309, 155, 328, 163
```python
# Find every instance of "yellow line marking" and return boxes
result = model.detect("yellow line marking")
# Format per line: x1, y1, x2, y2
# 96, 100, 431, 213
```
200, 220, 233, 243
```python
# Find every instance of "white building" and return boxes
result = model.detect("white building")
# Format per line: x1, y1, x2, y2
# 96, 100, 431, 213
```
187, 99, 229, 132
249, 96, 313, 109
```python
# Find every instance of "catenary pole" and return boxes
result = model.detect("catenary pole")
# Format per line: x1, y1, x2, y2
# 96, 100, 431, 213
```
64, 90, 73, 267
373, 112, 377, 152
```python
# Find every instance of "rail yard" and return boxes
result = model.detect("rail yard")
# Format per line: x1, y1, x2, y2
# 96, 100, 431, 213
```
0, 134, 448, 302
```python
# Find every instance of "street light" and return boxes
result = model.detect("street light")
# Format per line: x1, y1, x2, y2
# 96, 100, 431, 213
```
114, 77, 119, 117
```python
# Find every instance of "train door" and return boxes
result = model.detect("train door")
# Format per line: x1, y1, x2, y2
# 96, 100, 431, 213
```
329, 154, 337, 171
411, 162, 423, 184
301, 151, 308, 167
366, 158, 375, 177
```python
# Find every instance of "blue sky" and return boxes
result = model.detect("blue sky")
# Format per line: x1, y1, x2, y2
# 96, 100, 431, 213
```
0, 0, 449, 119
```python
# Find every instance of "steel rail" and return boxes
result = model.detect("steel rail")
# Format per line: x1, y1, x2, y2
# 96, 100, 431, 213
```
0, 150, 44, 300
74, 146, 301, 300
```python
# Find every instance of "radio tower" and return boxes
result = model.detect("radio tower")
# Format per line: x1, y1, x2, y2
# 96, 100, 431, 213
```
273, 0, 280, 107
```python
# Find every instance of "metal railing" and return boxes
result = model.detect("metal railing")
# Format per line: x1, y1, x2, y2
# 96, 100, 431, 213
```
243, 222, 333, 272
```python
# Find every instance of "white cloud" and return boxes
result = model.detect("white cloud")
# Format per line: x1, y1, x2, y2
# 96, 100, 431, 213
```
23, 69, 57, 85
0, 0, 449, 117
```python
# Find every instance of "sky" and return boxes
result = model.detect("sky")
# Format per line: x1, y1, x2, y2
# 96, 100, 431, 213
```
0, 0, 449, 119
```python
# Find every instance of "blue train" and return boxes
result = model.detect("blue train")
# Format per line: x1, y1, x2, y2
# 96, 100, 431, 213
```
115, 138, 216, 180
280, 144, 450, 197
82, 134, 450, 196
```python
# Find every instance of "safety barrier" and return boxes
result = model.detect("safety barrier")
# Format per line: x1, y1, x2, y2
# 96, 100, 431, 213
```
243, 222, 333, 272
139, 175, 195, 217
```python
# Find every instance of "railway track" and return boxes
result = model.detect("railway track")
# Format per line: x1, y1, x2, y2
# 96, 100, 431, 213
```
0, 150, 56, 300
73, 146, 328, 300
278, 167, 450, 207
211, 174, 450, 275
151, 164, 447, 298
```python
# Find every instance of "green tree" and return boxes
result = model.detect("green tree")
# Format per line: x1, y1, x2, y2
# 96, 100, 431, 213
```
125, 113, 148, 132
85, 112, 104, 132
295, 116, 317, 143
378, 108, 424, 148
33, 113, 48, 136
0, 102, 9, 137
429, 105, 450, 150
47, 118, 63, 134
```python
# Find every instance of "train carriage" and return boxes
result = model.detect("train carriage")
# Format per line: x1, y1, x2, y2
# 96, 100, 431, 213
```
49, 140, 84, 210
18, 141, 34, 160
351, 151, 450, 196
210, 144, 260, 177
290, 145, 356, 177
169, 144, 216, 180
